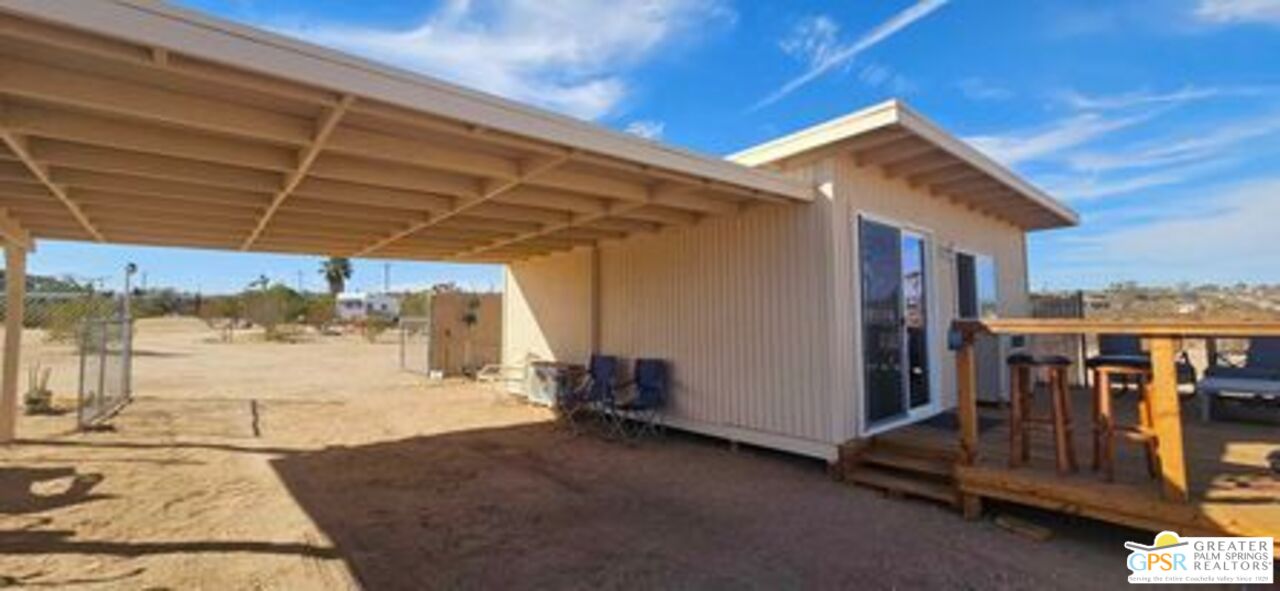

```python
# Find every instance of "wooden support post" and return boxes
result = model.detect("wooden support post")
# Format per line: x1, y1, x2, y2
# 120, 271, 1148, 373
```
0, 242, 26, 443
955, 330, 983, 519
1147, 337, 1189, 502
956, 335, 979, 466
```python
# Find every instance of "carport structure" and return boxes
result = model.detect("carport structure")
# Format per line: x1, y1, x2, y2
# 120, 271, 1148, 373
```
0, 0, 811, 442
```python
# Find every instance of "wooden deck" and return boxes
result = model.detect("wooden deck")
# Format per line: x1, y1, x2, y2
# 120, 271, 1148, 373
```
878, 391, 1280, 556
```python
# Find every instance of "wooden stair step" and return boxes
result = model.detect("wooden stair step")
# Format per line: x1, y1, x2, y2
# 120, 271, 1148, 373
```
846, 466, 960, 507
871, 435, 961, 463
858, 448, 954, 479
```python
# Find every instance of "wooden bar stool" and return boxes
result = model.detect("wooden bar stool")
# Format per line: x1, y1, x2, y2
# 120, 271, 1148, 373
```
1007, 352, 1078, 474
1086, 358, 1160, 482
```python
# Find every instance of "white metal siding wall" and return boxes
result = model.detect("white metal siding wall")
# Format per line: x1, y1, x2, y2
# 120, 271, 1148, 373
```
598, 163, 837, 453
836, 156, 1030, 419
502, 248, 594, 373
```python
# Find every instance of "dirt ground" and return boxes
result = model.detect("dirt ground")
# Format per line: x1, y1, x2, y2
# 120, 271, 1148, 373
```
1, 317, 1156, 589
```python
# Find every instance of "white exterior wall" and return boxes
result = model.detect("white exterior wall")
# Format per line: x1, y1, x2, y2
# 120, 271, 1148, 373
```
502, 248, 594, 373
597, 161, 839, 459
501, 154, 1032, 460
834, 155, 1030, 421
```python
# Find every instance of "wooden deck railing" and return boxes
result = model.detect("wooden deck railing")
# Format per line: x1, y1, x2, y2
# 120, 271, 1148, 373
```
951, 318, 1280, 510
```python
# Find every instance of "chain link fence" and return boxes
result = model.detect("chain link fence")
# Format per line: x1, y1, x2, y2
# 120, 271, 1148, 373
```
0, 289, 130, 428
77, 317, 132, 427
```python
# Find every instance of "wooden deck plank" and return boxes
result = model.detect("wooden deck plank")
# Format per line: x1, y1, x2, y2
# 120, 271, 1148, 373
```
874, 388, 1280, 557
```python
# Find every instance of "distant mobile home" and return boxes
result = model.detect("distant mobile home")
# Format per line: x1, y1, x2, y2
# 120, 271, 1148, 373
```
335, 292, 401, 322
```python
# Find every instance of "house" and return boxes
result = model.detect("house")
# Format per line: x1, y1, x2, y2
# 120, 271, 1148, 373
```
0, 2, 1077, 464
335, 292, 400, 322
503, 101, 1078, 460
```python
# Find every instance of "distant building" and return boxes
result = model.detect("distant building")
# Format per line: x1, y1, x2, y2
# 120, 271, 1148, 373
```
335, 292, 400, 321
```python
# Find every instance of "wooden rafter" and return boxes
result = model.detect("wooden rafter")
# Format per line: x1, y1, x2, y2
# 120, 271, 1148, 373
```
352, 151, 571, 257
0, 208, 32, 250
455, 183, 699, 260
0, 129, 102, 241
241, 95, 355, 250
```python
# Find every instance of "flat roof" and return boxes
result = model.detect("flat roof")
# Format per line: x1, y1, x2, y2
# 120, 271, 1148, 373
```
730, 100, 1080, 231
0, 0, 810, 262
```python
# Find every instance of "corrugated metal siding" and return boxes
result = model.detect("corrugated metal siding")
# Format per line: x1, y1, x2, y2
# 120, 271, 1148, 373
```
836, 156, 1030, 416
598, 164, 837, 446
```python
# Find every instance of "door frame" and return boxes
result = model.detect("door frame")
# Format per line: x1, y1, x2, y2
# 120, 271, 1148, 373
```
953, 246, 1009, 400
854, 212, 943, 437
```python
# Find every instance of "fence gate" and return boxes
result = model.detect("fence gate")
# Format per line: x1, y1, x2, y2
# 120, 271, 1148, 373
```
399, 316, 432, 376
78, 318, 133, 428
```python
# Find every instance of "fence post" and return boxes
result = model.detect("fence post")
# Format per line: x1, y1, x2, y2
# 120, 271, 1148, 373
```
96, 321, 107, 419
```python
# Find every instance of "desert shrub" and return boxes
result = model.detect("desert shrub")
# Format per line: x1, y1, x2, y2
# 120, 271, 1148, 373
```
361, 317, 393, 343
303, 295, 336, 333
400, 291, 431, 317
43, 297, 115, 343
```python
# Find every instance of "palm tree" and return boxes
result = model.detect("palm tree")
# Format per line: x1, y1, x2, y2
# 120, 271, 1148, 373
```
320, 257, 352, 296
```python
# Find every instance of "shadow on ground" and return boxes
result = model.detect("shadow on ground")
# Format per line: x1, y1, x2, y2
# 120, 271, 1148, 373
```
269, 422, 1123, 590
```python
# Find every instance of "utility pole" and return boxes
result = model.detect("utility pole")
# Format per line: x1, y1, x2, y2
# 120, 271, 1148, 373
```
296, 269, 304, 293
383, 263, 391, 293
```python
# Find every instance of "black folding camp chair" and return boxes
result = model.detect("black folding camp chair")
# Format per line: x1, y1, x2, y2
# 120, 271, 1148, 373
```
558, 354, 618, 434
606, 358, 668, 440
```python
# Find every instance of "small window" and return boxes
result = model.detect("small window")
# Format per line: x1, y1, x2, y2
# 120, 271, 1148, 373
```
957, 252, 999, 319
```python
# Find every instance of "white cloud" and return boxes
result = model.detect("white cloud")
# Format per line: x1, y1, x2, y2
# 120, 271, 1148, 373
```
755, 0, 948, 109
271, 0, 732, 120
779, 15, 841, 67
624, 119, 666, 140
1059, 85, 1275, 111
965, 112, 1149, 166
957, 77, 1013, 101
1042, 169, 1191, 201
1072, 177, 1280, 277
1066, 115, 1280, 173
1195, 0, 1280, 25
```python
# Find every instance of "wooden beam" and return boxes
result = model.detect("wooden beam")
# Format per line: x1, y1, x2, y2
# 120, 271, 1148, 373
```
242, 95, 355, 249
455, 184, 696, 260
530, 168, 649, 202
0, 243, 25, 442
492, 187, 608, 215
307, 153, 482, 199
1148, 337, 1189, 502
52, 169, 271, 209
0, 12, 337, 106
353, 152, 570, 257
854, 136, 934, 168
326, 126, 519, 180
293, 177, 453, 212
0, 57, 314, 144
32, 140, 284, 194
0, 208, 32, 250
2, 103, 296, 171
0, 132, 103, 241
907, 161, 976, 188
933, 175, 1005, 196
882, 149, 953, 178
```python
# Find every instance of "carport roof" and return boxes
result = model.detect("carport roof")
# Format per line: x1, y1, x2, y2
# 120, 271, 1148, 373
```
0, 0, 811, 262
730, 100, 1080, 231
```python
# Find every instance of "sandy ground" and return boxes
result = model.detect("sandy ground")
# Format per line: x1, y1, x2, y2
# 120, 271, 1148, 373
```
1, 317, 1161, 589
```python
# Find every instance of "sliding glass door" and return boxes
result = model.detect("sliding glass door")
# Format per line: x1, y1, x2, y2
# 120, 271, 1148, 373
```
859, 217, 933, 428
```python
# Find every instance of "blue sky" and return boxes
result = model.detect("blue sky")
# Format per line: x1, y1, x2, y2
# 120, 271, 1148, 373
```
30, 0, 1280, 292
